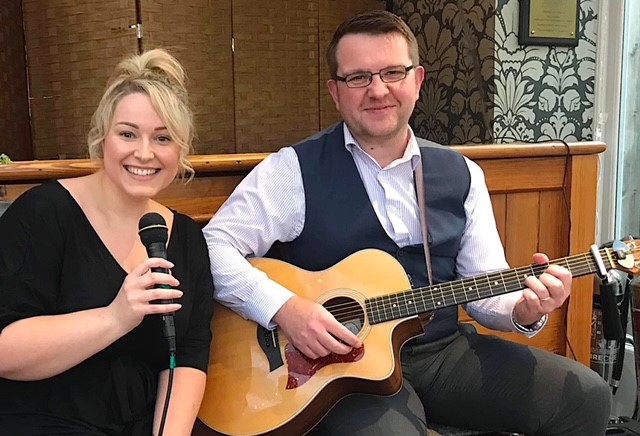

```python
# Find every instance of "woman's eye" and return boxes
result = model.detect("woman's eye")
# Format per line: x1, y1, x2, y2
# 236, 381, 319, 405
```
119, 131, 135, 139
156, 135, 172, 144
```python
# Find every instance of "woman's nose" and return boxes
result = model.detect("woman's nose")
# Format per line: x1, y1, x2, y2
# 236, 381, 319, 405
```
134, 138, 154, 160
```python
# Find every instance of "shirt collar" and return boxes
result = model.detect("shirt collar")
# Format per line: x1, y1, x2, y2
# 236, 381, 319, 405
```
342, 122, 421, 170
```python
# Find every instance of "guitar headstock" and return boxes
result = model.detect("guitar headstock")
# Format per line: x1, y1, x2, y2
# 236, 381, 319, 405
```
606, 237, 640, 275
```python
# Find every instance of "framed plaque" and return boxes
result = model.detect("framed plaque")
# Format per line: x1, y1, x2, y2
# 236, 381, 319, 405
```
519, 0, 579, 47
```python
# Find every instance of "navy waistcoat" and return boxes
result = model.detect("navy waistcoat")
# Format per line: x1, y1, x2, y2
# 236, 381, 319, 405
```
267, 123, 471, 342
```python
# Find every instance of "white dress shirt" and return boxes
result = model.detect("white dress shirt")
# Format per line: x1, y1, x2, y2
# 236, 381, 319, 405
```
203, 125, 545, 336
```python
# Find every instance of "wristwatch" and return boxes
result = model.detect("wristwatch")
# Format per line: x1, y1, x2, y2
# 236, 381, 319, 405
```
513, 313, 548, 333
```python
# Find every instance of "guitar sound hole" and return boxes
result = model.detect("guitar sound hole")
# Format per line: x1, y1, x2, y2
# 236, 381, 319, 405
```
324, 296, 365, 336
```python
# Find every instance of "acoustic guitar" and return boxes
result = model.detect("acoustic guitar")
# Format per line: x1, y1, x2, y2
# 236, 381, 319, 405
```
198, 241, 640, 436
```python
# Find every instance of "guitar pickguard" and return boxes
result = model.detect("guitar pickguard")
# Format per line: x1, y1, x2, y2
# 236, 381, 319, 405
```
285, 344, 365, 389
285, 294, 367, 388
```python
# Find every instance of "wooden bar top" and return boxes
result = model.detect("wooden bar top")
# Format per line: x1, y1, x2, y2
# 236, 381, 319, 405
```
0, 142, 606, 183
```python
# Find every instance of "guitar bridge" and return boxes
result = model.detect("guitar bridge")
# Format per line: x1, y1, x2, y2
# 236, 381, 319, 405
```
257, 325, 284, 372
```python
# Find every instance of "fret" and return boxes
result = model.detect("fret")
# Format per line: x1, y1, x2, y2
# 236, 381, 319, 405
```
587, 253, 597, 273
416, 287, 429, 313
430, 284, 445, 309
525, 265, 536, 280
364, 244, 637, 326
498, 270, 508, 295
367, 298, 378, 324
390, 293, 402, 319
471, 276, 484, 299
402, 292, 415, 317
449, 281, 458, 305
505, 268, 522, 292
399, 292, 412, 317
463, 277, 481, 300
486, 272, 502, 297
528, 264, 542, 281
377, 296, 385, 323
479, 273, 492, 298
461, 278, 469, 301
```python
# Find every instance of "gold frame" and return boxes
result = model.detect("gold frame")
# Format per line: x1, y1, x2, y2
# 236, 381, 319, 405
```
518, 0, 579, 47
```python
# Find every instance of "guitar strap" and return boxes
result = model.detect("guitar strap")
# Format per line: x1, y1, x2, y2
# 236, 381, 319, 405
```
414, 161, 434, 286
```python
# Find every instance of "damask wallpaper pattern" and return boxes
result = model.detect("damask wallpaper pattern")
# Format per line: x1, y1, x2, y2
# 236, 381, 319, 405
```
391, 0, 598, 145
391, 0, 495, 144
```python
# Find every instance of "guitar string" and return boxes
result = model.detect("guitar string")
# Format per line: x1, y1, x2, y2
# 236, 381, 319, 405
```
353, 255, 600, 323
321, 248, 615, 324
271, 247, 629, 337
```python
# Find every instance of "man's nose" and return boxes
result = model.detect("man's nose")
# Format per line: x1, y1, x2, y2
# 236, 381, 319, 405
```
367, 74, 389, 97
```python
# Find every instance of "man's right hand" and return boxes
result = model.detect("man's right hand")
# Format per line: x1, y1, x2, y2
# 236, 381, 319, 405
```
272, 296, 362, 359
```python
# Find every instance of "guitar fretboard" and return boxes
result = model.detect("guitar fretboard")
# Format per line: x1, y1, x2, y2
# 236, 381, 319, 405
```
364, 249, 611, 325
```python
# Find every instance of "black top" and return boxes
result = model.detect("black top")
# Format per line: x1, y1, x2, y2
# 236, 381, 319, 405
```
0, 181, 214, 435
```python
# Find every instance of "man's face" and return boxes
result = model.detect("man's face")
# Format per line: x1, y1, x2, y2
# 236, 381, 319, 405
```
327, 32, 424, 147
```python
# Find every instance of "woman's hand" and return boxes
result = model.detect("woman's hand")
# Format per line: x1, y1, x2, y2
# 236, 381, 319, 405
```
108, 258, 183, 333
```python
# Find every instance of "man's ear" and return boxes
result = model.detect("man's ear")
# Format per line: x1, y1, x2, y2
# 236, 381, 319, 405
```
413, 65, 425, 99
327, 79, 340, 110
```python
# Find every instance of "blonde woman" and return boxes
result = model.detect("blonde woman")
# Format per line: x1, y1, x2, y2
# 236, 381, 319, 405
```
0, 49, 213, 435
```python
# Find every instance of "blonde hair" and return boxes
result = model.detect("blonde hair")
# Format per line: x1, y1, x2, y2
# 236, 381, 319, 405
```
87, 48, 194, 179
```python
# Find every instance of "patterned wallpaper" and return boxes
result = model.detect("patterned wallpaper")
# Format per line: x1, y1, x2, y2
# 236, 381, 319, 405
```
391, 0, 598, 144
391, 0, 495, 144
492, 0, 597, 143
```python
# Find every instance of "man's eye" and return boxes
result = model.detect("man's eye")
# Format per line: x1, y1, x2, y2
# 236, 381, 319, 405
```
347, 73, 369, 83
383, 70, 404, 79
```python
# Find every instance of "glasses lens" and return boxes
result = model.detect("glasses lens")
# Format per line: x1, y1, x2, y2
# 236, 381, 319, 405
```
345, 72, 371, 88
380, 67, 407, 83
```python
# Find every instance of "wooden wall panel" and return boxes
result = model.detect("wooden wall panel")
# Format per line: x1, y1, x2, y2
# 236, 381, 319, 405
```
538, 190, 569, 259
490, 193, 506, 246
566, 155, 599, 363
22, 0, 138, 159
0, 0, 32, 160
504, 192, 540, 266
232, 0, 319, 153
141, 0, 235, 155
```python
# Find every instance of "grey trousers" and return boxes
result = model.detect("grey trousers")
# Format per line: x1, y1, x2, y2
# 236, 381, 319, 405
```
309, 324, 611, 436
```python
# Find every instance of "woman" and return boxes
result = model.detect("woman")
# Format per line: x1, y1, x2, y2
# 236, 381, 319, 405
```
0, 49, 214, 435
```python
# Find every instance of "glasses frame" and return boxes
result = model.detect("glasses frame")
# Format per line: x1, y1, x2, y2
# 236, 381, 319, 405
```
334, 65, 415, 88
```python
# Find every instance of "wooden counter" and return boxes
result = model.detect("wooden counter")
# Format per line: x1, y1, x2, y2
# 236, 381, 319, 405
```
0, 141, 606, 365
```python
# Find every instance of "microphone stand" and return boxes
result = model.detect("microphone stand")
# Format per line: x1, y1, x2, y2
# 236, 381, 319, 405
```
606, 277, 640, 434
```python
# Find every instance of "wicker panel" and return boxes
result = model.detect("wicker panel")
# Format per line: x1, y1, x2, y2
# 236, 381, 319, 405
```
141, 0, 235, 155
232, 0, 320, 153
318, 0, 385, 130
22, 0, 138, 159
0, 0, 32, 160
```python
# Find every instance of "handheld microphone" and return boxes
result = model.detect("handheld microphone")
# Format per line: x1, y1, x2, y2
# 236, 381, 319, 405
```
138, 212, 177, 354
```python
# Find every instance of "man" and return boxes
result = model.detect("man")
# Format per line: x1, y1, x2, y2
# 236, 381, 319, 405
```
203, 10, 610, 435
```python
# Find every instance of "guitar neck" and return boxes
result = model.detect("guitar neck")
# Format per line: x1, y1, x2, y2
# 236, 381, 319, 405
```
365, 248, 611, 325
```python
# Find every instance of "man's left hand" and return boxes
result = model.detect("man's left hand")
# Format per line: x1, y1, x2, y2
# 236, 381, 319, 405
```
513, 253, 572, 326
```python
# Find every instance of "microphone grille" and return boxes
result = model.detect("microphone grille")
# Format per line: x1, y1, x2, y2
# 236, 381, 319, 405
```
138, 212, 168, 245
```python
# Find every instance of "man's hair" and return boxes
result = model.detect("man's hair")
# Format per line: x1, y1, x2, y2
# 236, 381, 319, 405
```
87, 48, 194, 179
326, 10, 419, 79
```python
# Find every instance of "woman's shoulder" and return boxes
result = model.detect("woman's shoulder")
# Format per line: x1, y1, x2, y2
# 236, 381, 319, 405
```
172, 210, 204, 237
8, 181, 73, 215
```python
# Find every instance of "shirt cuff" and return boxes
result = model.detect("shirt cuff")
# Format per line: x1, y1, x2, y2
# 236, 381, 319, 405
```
243, 278, 295, 329
512, 313, 548, 337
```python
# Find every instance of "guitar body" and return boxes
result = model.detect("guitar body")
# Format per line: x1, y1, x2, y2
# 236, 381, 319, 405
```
198, 249, 427, 436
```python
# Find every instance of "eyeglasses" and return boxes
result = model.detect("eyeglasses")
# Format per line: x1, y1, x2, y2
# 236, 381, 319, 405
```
334, 65, 415, 88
